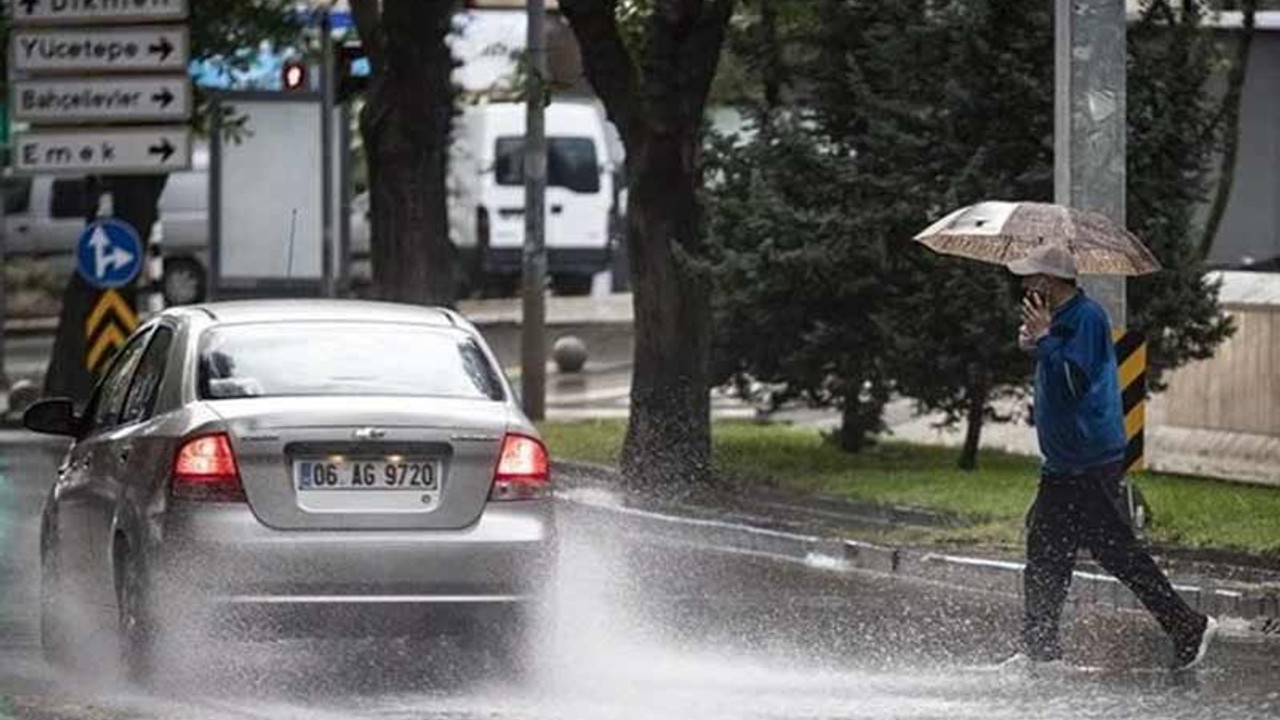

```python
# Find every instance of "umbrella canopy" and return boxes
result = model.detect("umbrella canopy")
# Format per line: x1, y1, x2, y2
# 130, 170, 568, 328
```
912, 201, 1162, 276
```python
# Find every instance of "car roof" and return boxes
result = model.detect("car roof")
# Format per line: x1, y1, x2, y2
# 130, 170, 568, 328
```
171, 299, 462, 328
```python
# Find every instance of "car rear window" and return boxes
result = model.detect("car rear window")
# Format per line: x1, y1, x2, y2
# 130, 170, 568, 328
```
198, 323, 506, 401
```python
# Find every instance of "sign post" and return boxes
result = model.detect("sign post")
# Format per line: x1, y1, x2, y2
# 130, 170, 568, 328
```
8, 0, 192, 385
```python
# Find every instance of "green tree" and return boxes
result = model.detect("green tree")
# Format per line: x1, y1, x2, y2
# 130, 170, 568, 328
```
560, 0, 735, 491
42, 2, 302, 401
707, 0, 1234, 468
881, 0, 1053, 470
707, 117, 892, 453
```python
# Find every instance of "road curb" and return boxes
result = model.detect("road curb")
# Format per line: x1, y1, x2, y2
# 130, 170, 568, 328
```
554, 460, 1280, 633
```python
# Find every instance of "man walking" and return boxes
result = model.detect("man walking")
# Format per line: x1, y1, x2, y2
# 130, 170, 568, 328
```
1005, 242, 1216, 671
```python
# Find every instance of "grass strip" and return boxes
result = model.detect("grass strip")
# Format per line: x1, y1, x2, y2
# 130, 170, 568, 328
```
540, 419, 1280, 557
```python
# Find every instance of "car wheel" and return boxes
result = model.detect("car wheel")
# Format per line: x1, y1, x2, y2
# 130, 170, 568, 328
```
162, 257, 207, 305
115, 548, 157, 685
39, 550, 72, 667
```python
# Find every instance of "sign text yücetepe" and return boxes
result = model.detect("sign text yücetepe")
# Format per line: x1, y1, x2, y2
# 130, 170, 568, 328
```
20, 34, 142, 63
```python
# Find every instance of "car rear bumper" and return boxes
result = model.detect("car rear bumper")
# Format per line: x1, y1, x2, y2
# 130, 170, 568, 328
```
154, 500, 556, 607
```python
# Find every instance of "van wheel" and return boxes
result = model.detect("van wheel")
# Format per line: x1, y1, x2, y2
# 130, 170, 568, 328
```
481, 275, 520, 299
552, 274, 593, 297
163, 258, 207, 305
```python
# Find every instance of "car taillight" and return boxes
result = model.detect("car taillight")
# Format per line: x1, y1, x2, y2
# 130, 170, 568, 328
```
172, 433, 245, 502
489, 433, 550, 501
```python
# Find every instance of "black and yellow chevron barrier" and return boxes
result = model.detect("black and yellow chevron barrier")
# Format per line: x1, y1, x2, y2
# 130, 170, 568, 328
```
85, 289, 139, 375
1114, 330, 1146, 474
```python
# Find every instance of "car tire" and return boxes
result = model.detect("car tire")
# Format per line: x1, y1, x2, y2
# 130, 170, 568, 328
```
39, 550, 72, 668
162, 257, 207, 306
115, 548, 157, 686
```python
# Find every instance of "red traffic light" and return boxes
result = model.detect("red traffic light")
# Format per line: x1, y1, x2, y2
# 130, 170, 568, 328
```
282, 61, 308, 91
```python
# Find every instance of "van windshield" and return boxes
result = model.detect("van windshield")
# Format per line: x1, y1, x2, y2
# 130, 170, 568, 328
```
494, 136, 601, 194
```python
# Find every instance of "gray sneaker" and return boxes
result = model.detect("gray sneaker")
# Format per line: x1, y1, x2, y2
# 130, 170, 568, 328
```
1173, 616, 1218, 671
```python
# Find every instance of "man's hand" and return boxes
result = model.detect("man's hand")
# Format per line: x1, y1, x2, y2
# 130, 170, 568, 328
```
1020, 292, 1052, 348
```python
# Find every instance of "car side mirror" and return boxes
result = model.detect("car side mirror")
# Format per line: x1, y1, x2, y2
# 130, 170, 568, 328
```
23, 398, 81, 437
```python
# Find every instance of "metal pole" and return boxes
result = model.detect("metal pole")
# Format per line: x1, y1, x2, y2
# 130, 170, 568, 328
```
320, 7, 336, 299
0, 181, 9, 391
522, 0, 548, 421
1055, 0, 1126, 328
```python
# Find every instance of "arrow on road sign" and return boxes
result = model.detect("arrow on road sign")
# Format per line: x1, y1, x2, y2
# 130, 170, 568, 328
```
88, 225, 136, 281
152, 87, 175, 108
148, 36, 175, 61
148, 139, 176, 162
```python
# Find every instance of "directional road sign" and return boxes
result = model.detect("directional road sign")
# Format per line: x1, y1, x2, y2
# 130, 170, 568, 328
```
12, 25, 189, 74
10, 0, 188, 27
76, 218, 143, 289
13, 75, 191, 124
14, 126, 191, 174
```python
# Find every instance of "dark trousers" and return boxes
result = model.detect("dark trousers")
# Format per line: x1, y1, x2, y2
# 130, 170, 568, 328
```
1023, 462, 1204, 660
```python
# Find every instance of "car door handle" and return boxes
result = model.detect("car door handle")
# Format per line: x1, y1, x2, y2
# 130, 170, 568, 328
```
118, 447, 132, 463
551, 205, 564, 215
16, 224, 29, 233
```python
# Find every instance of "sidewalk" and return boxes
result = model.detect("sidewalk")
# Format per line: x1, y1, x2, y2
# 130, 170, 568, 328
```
554, 460, 1280, 636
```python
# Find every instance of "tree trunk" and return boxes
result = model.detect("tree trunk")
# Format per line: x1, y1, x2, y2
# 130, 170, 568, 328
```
838, 401, 867, 454
559, 0, 734, 492
44, 175, 166, 402
619, 130, 714, 491
759, 0, 783, 110
358, 0, 458, 306
958, 382, 989, 472
836, 378, 885, 454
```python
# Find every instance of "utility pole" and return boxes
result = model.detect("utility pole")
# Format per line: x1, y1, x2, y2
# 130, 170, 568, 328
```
522, 0, 548, 420
320, 5, 337, 299
1056, 0, 1126, 328
0, 182, 9, 392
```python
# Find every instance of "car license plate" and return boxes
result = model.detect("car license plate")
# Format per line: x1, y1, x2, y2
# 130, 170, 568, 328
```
294, 458, 439, 491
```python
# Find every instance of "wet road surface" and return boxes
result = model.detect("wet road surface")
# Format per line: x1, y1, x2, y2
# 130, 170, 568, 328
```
2, 433, 1278, 720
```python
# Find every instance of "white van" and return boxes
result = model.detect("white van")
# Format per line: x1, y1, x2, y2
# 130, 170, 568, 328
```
450, 100, 620, 295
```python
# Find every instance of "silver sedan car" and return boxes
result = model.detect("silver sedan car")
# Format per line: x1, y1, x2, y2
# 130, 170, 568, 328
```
25, 300, 556, 680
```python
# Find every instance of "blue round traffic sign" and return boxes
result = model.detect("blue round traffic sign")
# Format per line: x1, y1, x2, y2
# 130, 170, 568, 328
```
76, 219, 143, 290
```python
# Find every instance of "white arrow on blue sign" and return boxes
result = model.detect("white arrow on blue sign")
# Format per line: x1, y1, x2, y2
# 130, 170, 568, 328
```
77, 219, 143, 289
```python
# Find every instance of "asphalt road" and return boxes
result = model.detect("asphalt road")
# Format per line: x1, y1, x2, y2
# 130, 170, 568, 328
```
2, 435, 1279, 720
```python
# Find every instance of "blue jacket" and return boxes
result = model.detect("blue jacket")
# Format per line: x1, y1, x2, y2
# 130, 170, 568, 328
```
1033, 292, 1128, 475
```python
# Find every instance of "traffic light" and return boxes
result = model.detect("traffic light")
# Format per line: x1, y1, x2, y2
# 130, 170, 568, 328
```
337, 43, 369, 102
282, 61, 308, 91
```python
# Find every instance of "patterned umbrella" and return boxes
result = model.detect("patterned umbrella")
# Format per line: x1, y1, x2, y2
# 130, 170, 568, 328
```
912, 201, 1162, 276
